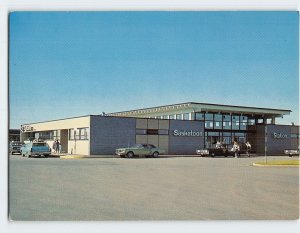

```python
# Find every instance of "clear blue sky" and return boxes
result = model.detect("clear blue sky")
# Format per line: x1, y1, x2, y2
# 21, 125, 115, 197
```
9, 11, 299, 128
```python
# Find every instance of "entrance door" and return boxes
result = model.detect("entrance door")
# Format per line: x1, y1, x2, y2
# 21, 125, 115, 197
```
60, 130, 68, 153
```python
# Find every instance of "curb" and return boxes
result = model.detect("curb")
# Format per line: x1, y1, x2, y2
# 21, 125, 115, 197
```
252, 163, 299, 167
60, 155, 89, 159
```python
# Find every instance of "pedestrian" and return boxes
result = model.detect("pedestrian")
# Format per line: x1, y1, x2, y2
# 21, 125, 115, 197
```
246, 141, 251, 157
56, 140, 60, 154
52, 140, 57, 153
233, 141, 240, 158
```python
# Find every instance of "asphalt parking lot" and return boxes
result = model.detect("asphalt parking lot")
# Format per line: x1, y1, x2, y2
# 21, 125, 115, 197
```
9, 154, 299, 220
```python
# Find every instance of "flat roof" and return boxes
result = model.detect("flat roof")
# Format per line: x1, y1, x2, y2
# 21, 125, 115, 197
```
108, 102, 291, 117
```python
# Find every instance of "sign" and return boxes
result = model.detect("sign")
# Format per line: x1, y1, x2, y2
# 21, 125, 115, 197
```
272, 132, 288, 139
21, 125, 35, 132
173, 129, 203, 137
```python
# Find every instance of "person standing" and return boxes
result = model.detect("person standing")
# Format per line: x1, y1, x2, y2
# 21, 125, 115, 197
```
246, 141, 252, 157
56, 140, 60, 154
233, 141, 240, 158
52, 140, 57, 153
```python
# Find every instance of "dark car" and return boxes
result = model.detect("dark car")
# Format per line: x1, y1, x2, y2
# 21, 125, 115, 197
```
9, 141, 23, 155
196, 146, 233, 157
197, 143, 255, 157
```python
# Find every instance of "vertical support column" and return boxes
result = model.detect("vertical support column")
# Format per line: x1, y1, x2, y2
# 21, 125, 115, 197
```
190, 112, 195, 121
271, 116, 275, 124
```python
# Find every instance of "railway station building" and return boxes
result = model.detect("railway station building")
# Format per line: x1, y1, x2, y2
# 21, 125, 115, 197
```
20, 102, 299, 156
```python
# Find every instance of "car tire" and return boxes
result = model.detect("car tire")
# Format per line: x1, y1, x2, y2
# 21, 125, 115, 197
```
126, 151, 134, 158
152, 151, 159, 158
211, 152, 215, 158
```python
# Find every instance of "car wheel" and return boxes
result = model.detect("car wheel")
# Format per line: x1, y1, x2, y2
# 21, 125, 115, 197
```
44, 155, 49, 158
152, 151, 159, 158
126, 151, 134, 158
211, 152, 215, 158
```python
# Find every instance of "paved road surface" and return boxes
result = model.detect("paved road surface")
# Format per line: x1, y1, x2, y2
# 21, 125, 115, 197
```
9, 155, 299, 220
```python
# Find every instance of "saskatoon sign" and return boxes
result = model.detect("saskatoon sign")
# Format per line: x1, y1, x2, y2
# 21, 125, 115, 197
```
173, 129, 203, 137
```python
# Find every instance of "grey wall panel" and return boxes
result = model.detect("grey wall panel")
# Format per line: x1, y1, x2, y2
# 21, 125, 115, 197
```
266, 125, 291, 154
90, 116, 136, 155
256, 124, 293, 155
169, 120, 204, 155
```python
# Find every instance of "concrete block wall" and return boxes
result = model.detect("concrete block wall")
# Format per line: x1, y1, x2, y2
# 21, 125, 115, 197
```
90, 116, 136, 155
169, 120, 204, 155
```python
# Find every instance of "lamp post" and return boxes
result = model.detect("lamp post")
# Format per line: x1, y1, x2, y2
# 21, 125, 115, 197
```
74, 128, 77, 155
265, 124, 267, 164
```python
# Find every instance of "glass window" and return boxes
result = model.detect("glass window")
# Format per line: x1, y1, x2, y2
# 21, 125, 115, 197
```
156, 116, 162, 119
176, 114, 182, 120
223, 121, 231, 130
163, 115, 168, 119
147, 129, 159, 135
232, 115, 240, 130
248, 119, 255, 125
78, 128, 89, 140
169, 114, 175, 120
214, 114, 222, 121
195, 112, 204, 121
183, 113, 189, 120
223, 114, 231, 121
205, 121, 214, 129
214, 121, 222, 129
205, 113, 214, 121
69, 129, 74, 140
158, 129, 169, 135
136, 129, 147, 135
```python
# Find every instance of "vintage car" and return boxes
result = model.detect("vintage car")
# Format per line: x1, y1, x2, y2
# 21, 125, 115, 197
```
196, 146, 233, 157
9, 141, 23, 155
284, 148, 299, 157
21, 142, 52, 158
116, 144, 165, 158
197, 143, 255, 157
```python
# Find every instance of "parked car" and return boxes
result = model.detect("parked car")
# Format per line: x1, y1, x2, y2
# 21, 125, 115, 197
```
116, 144, 165, 158
284, 148, 299, 157
197, 143, 255, 157
21, 142, 51, 158
9, 141, 23, 155
197, 146, 233, 157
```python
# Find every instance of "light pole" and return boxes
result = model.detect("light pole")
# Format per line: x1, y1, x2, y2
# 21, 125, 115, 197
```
265, 124, 267, 164
74, 128, 77, 155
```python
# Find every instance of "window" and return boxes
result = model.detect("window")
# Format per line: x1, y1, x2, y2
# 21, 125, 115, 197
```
78, 128, 89, 140
205, 113, 213, 121
146, 129, 159, 135
240, 116, 248, 130
136, 129, 147, 135
195, 112, 204, 121
232, 115, 240, 130
69, 129, 74, 140
158, 129, 169, 135
169, 114, 175, 120
163, 115, 168, 119
205, 121, 214, 129
214, 114, 222, 121
183, 113, 189, 120
214, 121, 222, 129
69, 128, 89, 140
176, 114, 182, 120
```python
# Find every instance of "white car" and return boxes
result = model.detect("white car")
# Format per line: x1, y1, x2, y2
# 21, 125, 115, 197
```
284, 149, 299, 157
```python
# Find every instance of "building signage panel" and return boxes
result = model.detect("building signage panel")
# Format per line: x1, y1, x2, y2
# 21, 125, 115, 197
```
272, 132, 288, 139
173, 129, 203, 137
21, 125, 35, 132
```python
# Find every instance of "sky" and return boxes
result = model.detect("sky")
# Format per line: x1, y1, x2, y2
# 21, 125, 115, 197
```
9, 11, 299, 128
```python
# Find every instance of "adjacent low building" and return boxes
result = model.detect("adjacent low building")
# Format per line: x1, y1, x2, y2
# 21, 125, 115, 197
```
20, 102, 299, 156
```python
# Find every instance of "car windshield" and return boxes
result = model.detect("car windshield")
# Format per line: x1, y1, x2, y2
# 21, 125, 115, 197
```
33, 143, 47, 147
